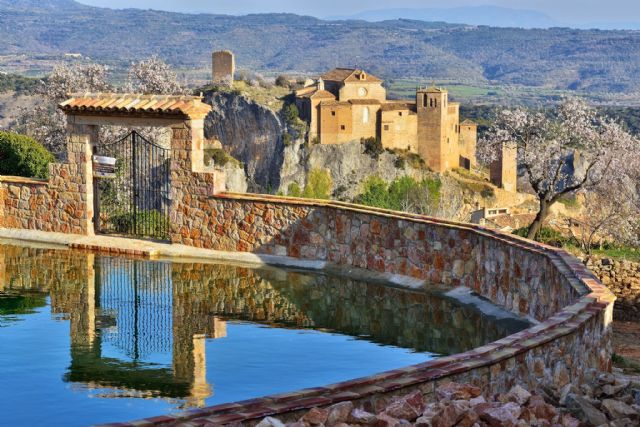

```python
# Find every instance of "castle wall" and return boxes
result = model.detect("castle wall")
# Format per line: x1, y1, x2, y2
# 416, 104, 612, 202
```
459, 123, 478, 168
319, 103, 355, 144
380, 109, 418, 152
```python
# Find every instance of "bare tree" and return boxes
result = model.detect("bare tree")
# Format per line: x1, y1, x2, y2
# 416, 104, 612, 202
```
479, 98, 639, 240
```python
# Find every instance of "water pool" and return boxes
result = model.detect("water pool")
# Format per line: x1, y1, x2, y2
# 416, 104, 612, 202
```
0, 243, 529, 426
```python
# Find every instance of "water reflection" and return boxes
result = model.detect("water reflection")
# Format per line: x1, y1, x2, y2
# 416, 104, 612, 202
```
0, 244, 528, 409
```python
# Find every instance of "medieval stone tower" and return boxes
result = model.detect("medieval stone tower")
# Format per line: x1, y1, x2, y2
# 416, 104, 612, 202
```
212, 50, 235, 86
490, 142, 518, 192
417, 87, 450, 173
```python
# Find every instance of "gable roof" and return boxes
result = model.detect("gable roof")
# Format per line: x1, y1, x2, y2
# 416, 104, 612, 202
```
59, 93, 212, 119
320, 68, 382, 84
460, 119, 478, 126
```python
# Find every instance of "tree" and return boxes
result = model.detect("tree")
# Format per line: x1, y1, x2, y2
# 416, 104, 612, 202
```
0, 131, 55, 179
303, 168, 333, 199
126, 56, 185, 95
564, 176, 640, 253
11, 63, 111, 158
11, 58, 185, 158
480, 99, 639, 240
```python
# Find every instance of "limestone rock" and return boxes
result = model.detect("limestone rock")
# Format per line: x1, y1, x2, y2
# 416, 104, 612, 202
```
256, 416, 287, 427
301, 407, 329, 425
436, 382, 482, 400
565, 394, 608, 426
601, 398, 639, 420
326, 401, 354, 426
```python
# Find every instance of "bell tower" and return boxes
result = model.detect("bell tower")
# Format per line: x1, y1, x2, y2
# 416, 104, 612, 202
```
417, 86, 449, 173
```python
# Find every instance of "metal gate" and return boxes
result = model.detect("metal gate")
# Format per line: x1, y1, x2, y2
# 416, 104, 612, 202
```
93, 131, 171, 240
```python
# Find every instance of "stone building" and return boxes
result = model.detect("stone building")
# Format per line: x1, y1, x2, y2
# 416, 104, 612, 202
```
490, 142, 518, 192
212, 50, 235, 86
295, 68, 477, 173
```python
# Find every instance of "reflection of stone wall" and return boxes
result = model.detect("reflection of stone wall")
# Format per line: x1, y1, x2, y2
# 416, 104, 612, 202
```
171, 262, 526, 355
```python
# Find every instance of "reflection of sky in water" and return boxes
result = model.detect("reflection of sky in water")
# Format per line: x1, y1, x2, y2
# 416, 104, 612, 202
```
0, 300, 430, 427
0, 245, 530, 427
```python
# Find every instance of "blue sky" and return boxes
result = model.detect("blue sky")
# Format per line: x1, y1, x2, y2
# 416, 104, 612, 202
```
76, 1, 640, 24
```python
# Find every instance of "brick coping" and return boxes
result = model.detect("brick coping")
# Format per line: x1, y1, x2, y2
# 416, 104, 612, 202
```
90, 193, 615, 427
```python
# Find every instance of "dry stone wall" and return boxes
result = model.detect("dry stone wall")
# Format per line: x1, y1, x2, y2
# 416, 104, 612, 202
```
586, 256, 640, 321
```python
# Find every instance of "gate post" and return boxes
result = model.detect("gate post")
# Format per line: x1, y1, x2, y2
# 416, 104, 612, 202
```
66, 121, 98, 236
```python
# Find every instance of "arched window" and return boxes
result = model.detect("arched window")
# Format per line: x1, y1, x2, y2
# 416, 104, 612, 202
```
363, 107, 370, 124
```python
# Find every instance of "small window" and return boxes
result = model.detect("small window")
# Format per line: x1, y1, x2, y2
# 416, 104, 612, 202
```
340, 125, 346, 130
363, 106, 370, 124
384, 125, 389, 131
398, 112, 403, 116
331, 111, 336, 116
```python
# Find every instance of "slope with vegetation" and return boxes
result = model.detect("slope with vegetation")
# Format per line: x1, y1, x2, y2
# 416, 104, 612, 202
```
2, 1, 640, 99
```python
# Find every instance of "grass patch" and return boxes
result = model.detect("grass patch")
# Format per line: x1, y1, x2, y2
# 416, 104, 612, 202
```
204, 148, 241, 168
612, 353, 640, 374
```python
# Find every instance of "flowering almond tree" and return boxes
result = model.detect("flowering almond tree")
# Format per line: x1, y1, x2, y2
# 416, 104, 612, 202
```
480, 99, 639, 240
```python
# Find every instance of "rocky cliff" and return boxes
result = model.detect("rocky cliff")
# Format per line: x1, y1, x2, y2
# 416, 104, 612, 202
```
204, 92, 285, 192
280, 140, 431, 201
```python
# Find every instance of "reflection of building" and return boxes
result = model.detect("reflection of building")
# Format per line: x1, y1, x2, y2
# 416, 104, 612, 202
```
295, 68, 477, 173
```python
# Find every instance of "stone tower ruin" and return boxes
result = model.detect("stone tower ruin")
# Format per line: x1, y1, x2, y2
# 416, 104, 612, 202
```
212, 50, 235, 86
490, 142, 518, 192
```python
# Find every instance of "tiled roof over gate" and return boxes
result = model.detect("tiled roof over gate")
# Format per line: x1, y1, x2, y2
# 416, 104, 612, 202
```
59, 93, 212, 119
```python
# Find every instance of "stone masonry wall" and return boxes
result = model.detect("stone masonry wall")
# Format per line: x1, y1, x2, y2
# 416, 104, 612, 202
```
0, 123, 94, 235
586, 256, 640, 321
171, 194, 582, 323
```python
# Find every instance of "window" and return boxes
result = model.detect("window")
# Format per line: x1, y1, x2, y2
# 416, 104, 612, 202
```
398, 112, 403, 116
422, 94, 427, 108
331, 111, 336, 116
363, 106, 370, 124
340, 125, 346, 130
384, 125, 389, 131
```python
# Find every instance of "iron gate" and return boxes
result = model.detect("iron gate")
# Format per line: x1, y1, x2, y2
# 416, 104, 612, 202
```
93, 131, 171, 240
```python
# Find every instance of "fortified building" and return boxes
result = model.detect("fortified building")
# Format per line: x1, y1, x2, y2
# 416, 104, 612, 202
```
295, 68, 477, 173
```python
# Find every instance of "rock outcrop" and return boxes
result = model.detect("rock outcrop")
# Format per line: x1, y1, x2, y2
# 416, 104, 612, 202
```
204, 91, 285, 192
280, 140, 432, 201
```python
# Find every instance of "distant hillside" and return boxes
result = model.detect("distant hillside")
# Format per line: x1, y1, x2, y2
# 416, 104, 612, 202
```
329, 6, 560, 29
1, 0, 640, 94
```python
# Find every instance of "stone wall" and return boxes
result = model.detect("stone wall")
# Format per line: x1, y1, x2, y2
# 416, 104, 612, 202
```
585, 256, 640, 321
143, 191, 615, 426
171, 194, 582, 323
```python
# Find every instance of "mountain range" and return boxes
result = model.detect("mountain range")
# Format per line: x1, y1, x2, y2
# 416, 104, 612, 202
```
1, 0, 640, 94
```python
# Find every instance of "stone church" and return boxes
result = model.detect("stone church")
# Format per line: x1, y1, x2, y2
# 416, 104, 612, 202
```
295, 68, 477, 173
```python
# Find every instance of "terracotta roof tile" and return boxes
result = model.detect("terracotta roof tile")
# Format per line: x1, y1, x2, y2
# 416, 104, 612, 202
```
461, 119, 478, 126
348, 99, 381, 105
59, 93, 212, 119
320, 68, 383, 84
380, 101, 417, 112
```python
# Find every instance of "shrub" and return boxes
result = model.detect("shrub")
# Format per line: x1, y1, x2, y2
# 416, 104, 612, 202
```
480, 186, 496, 199
287, 182, 302, 197
303, 168, 333, 199
0, 131, 54, 179
357, 175, 442, 213
282, 133, 292, 147
283, 103, 299, 126
311, 136, 320, 145
275, 75, 290, 88
513, 226, 570, 247
361, 137, 384, 159
109, 210, 169, 240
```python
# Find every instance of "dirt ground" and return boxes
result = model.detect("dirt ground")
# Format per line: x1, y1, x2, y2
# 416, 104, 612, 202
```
613, 320, 640, 372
